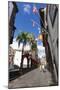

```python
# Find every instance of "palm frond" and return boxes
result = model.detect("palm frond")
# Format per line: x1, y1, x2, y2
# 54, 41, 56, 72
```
16, 32, 35, 47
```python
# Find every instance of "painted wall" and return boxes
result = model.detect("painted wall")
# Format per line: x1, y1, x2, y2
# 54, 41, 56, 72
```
10, 40, 31, 68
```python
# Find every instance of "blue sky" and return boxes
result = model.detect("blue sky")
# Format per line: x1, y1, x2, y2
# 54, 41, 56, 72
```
14, 2, 46, 45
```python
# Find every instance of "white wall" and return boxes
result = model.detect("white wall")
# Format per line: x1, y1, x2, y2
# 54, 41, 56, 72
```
37, 45, 46, 59
10, 40, 31, 67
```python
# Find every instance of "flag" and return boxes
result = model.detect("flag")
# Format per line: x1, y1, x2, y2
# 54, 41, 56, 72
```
33, 5, 38, 14
32, 20, 35, 27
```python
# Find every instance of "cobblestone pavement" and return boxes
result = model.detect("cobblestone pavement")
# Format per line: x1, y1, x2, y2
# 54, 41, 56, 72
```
9, 65, 56, 89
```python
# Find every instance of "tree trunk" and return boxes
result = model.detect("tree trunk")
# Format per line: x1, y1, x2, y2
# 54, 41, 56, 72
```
20, 43, 24, 69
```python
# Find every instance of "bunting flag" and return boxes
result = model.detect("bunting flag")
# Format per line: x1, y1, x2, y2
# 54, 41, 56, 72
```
31, 19, 40, 28
33, 5, 38, 14
32, 21, 35, 27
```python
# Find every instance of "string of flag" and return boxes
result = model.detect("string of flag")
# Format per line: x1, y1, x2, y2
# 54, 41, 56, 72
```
32, 4, 48, 34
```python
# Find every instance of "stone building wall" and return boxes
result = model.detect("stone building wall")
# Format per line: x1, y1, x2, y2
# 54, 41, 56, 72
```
8, 2, 18, 44
39, 4, 59, 83
47, 4, 59, 83
9, 46, 15, 69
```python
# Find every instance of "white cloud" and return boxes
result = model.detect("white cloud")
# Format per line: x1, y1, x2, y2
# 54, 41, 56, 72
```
23, 4, 31, 14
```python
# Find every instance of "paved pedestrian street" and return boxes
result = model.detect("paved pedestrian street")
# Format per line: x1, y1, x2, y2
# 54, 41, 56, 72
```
8, 2, 58, 89
9, 65, 56, 89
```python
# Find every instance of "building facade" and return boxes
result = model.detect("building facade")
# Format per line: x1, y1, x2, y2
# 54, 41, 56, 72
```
8, 2, 18, 70
47, 4, 59, 83
8, 2, 18, 44
39, 4, 59, 84
9, 46, 15, 69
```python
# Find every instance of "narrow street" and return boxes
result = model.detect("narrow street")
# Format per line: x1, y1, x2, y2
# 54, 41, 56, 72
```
9, 60, 56, 89
8, 2, 58, 89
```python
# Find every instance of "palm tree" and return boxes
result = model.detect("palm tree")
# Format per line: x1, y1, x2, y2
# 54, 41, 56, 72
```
16, 32, 35, 50
27, 33, 35, 42
16, 32, 35, 69
16, 32, 28, 51
16, 32, 28, 69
